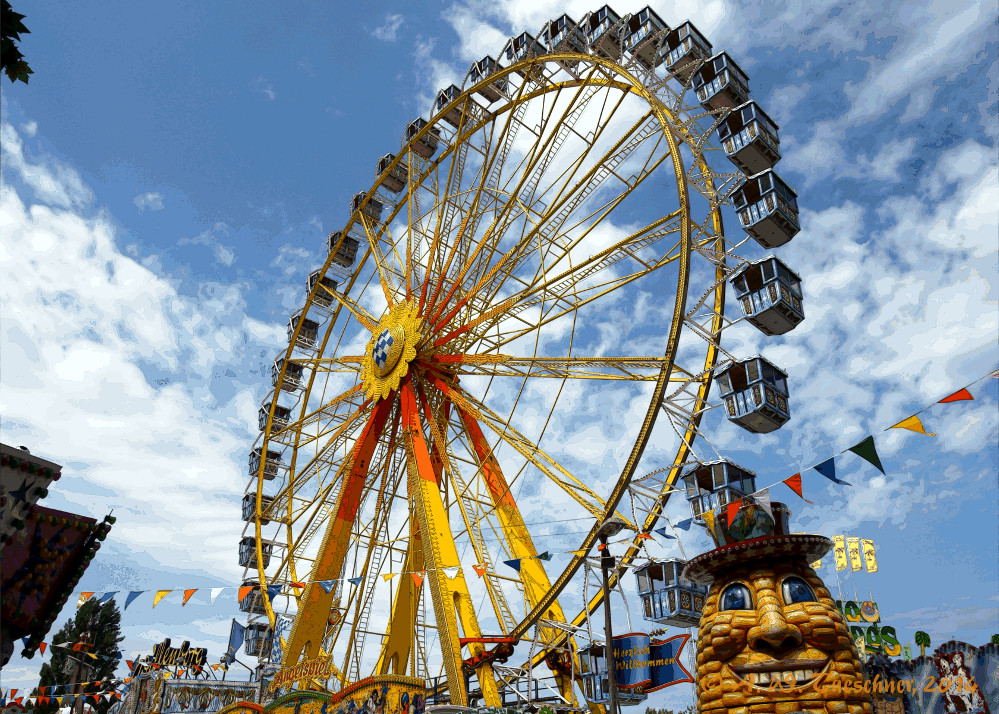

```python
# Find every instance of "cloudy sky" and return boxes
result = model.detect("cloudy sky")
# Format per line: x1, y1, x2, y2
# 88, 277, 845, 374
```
1, 0, 997, 708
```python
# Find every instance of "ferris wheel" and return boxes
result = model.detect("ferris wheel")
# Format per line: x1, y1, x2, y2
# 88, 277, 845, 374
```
240, 5, 802, 708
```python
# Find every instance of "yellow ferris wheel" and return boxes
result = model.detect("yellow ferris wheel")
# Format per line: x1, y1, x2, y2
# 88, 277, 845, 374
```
242, 6, 798, 708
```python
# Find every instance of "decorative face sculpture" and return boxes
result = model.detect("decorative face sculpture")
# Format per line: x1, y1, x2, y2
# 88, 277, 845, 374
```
696, 557, 871, 714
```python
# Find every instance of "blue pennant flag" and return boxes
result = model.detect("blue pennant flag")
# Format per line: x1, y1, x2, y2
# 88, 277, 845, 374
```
674, 518, 694, 531
223, 620, 246, 666
503, 558, 522, 572
814, 458, 851, 485
654, 527, 676, 540
322, 580, 339, 592
266, 585, 282, 601
99, 592, 117, 604
124, 591, 143, 610
270, 616, 292, 665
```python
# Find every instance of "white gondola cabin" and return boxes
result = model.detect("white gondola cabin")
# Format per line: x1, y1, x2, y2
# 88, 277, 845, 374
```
717, 101, 781, 174
634, 558, 708, 627
623, 6, 668, 68
682, 460, 757, 526
658, 22, 712, 83
540, 14, 586, 55
244, 622, 272, 657
351, 192, 383, 223
238, 536, 275, 569
579, 643, 647, 706
692, 52, 749, 111
287, 313, 319, 350
237, 579, 268, 614
730, 257, 804, 336
405, 118, 441, 159
376, 153, 409, 193
435, 84, 466, 127
732, 169, 800, 248
327, 231, 360, 268
249, 447, 282, 481
502, 32, 546, 76
466, 56, 508, 103
582, 5, 623, 60
308, 269, 339, 308
241, 494, 275, 526
258, 402, 291, 432
271, 357, 304, 393
715, 357, 790, 434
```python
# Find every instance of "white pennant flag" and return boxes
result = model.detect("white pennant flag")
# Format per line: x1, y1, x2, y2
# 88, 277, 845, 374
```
754, 488, 773, 521
210, 588, 225, 605
441, 566, 461, 579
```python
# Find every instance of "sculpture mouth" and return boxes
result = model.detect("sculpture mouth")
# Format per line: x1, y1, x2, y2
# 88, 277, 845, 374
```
728, 659, 830, 689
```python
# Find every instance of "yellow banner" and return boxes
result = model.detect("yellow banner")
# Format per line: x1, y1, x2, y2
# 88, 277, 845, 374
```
152, 590, 173, 608
847, 537, 862, 571
862, 539, 878, 573
833, 535, 848, 571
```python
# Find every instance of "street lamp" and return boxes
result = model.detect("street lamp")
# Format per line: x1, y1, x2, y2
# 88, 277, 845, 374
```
597, 516, 630, 714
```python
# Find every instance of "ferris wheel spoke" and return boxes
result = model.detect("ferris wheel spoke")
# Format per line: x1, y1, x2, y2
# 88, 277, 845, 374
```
358, 214, 400, 307
437, 354, 694, 382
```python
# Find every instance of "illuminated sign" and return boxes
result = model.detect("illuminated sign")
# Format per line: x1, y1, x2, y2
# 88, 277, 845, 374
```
269, 656, 334, 691
132, 638, 208, 674
834, 600, 900, 657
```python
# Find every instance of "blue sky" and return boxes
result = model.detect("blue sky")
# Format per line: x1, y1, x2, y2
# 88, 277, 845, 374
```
1, 0, 997, 709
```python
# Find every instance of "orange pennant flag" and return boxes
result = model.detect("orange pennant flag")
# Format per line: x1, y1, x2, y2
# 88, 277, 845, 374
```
472, 564, 486, 578
152, 590, 172, 608
182, 589, 197, 606
939, 388, 973, 403
890, 415, 936, 436
411, 572, 424, 587
292, 582, 306, 588
77, 592, 94, 609
179, 670, 186, 677
636, 533, 652, 540
782, 473, 813, 503
238, 585, 254, 603
39, 642, 47, 655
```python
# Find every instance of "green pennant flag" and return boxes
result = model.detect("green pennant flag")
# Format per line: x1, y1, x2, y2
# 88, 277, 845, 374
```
848, 435, 885, 475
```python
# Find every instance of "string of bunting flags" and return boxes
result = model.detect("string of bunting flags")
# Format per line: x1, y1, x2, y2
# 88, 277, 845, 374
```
27, 371, 993, 621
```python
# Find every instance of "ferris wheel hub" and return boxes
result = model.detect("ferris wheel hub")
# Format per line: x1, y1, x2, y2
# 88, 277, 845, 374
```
361, 299, 424, 400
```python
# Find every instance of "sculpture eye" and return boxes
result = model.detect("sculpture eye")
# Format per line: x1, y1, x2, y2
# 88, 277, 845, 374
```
782, 576, 816, 604
721, 583, 752, 610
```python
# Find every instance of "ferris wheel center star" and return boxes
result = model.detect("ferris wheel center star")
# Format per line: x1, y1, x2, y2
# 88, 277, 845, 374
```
361, 299, 424, 401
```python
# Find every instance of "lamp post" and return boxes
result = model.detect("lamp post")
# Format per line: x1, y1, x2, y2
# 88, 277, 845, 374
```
597, 516, 629, 714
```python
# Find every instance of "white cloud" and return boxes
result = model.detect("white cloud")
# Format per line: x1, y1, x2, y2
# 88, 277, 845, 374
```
0, 123, 92, 209
372, 13, 404, 42
252, 75, 276, 101
133, 191, 165, 213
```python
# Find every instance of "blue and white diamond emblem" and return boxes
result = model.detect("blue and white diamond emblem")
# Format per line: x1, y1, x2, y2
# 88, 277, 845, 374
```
373, 329, 394, 370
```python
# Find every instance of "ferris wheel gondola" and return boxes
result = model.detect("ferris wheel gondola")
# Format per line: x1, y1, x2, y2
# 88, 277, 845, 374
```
241, 5, 805, 707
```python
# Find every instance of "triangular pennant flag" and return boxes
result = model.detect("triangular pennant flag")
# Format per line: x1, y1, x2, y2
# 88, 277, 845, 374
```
636, 533, 652, 540
814, 458, 850, 485
382, 573, 396, 582
210, 587, 225, 604
537, 551, 551, 561
114, 693, 122, 700
292, 582, 306, 588
653, 527, 675, 540
674, 518, 694, 530
726, 500, 741, 527
754, 488, 773, 520
503, 558, 522, 572
182, 589, 197, 606
126, 661, 134, 671
782, 473, 813, 502
347, 577, 363, 588
702, 509, 716, 534
442, 566, 460, 579
266, 584, 282, 601
77, 592, 94, 608
124, 591, 143, 610
39, 642, 47, 655
848, 436, 885, 475
890, 415, 936, 436
321, 580, 338, 593
472, 564, 487, 577
58, 697, 64, 705
411, 572, 425, 587
39, 688, 47, 695
939, 388, 973, 403
238, 585, 253, 603
152, 590, 172, 608
87, 652, 99, 660
99, 592, 117, 604
570, 548, 588, 556
179, 670, 186, 677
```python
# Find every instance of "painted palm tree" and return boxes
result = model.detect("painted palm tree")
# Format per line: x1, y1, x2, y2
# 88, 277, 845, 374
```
915, 631, 931, 658
991, 634, 999, 645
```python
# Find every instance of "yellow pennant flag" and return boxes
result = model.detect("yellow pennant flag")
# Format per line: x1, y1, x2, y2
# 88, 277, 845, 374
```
152, 590, 173, 608
702, 509, 717, 535
890, 415, 936, 436
847, 537, 862, 571
381, 573, 396, 582
862, 539, 878, 572
570, 549, 588, 557
833, 535, 848, 571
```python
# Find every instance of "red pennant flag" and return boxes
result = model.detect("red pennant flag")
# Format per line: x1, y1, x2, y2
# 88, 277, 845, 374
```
237, 585, 253, 603
11, 690, 18, 699
292, 582, 306, 588
114, 693, 122, 700
782, 474, 814, 503
39, 642, 47, 655
726, 500, 741, 527
636, 533, 652, 540
72, 642, 85, 651
127, 660, 134, 670
939, 388, 973, 403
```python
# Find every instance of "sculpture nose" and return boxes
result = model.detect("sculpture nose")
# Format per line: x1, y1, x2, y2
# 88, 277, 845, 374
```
748, 606, 803, 655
